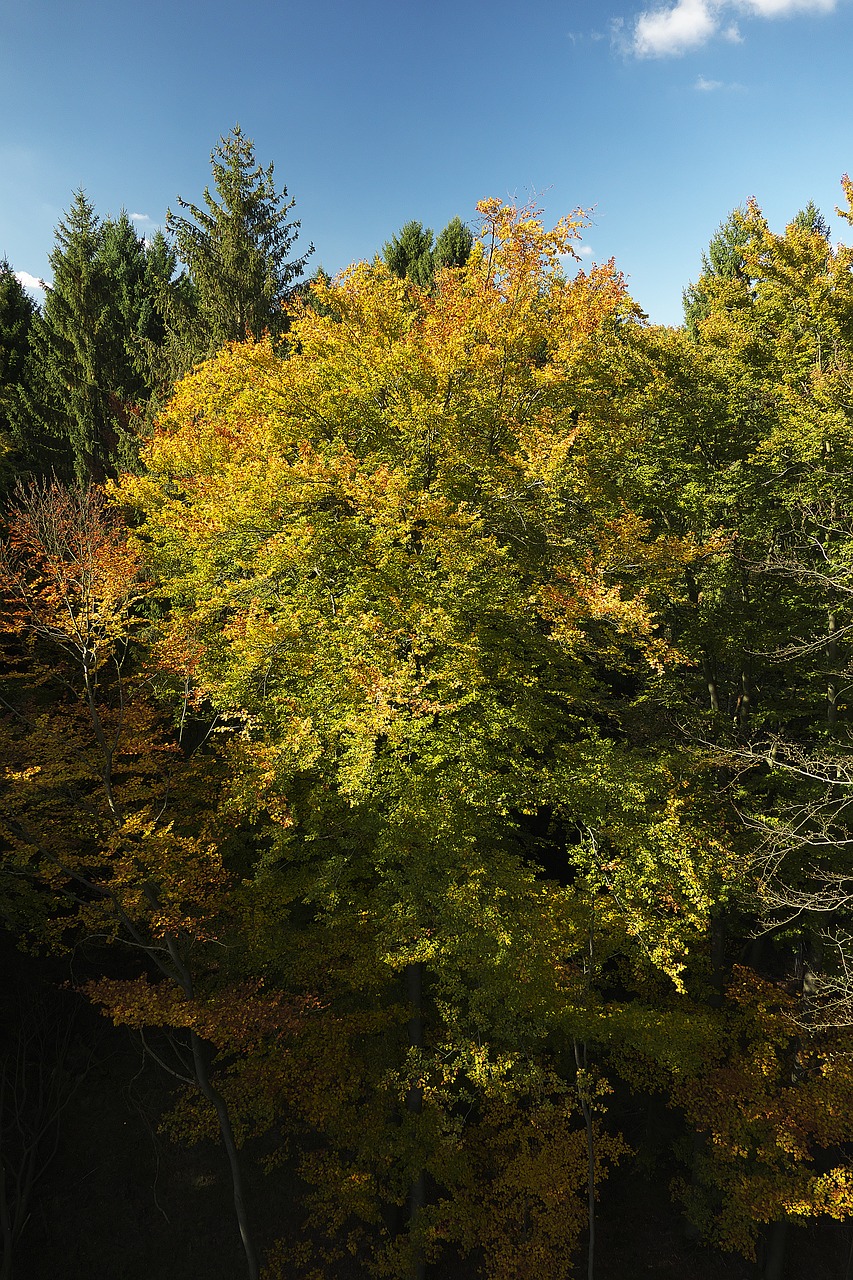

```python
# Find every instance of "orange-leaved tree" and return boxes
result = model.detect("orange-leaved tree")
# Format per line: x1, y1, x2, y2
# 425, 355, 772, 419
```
0, 479, 311, 1280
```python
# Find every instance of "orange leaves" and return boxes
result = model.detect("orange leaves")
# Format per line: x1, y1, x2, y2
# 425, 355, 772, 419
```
434, 1090, 628, 1280
0, 480, 143, 664
671, 968, 853, 1256
86, 975, 318, 1053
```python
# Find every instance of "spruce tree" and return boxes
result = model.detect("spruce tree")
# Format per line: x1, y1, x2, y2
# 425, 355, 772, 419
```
382, 220, 436, 289
683, 207, 751, 336
166, 124, 311, 356
0, 260, 38, 494
23, 195, 181, 481
434, 216, 474, 271
383, 216, 473, 289
24, 190, 107, 480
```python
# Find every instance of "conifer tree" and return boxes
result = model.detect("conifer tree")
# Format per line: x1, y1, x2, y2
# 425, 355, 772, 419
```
434, 215, 474, 271
683, 207, 752, 335
383, 216, 473, 290
23, 197, 183, 481
165, 124, 311, 356
0, 260, 37, 493
382, 219, 436, 288
22, 190, 107, 480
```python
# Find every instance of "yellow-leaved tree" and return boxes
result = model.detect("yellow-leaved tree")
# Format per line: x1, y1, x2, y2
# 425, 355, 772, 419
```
114, 200, 738, 1279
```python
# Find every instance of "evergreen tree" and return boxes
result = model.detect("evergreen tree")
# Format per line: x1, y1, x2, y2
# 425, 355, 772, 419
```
789, 200, 831, 238
683, 207, 751, 335
383, 216, 473, 290
23, 190, 107, 480
97, 212, 151, 407
165, 124, 311, 356
434, 215, 474, 271
382, 219, 436, 289
0, 260, 37, 492
22, 195, 182, 481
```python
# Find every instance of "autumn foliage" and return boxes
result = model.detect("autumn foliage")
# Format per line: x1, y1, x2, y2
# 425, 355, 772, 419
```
5, 194, 853, 1279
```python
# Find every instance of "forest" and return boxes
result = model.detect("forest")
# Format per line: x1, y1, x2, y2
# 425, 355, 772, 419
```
3, 126, 853, 1280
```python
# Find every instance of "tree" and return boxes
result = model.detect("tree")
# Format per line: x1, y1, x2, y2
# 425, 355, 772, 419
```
433, 216, 474, 271
0, 479, 300, 1280
20, 190, 106, 481
382, 220, 436, 289
165, 124, 312, 355
0, 261, 37, 493
20, 196, 178, 482
790, 200, 830, 239
683, 206, 752, 335
119, 199, 738, 1276
382, 216, 473, 290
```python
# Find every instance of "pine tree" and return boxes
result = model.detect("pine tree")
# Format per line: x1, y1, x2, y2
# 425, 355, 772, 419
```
382, 219, 436, 288
434, 216, 474, 271
789, 200, 830, 238
383, 216, 473, 290
165, 124, 311, 356
23, 190, 108, 480
22, 197, 183, 481
683, 207, 752, 335
0, 260, 37, 492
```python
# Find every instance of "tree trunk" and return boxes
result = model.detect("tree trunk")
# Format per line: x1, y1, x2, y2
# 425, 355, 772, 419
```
701, 648, 720, 714
828, 609, 839, 729
574, 1038, 596, 1280
406, 961, 426, 1280
763, 1219, 788, 1280
164, 935, 260, 1280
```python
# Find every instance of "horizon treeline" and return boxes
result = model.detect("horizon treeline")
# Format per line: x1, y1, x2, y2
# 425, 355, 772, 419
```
4, 128, 853, 1280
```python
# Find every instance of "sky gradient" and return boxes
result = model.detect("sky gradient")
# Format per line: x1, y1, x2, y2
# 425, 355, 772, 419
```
2, 0, 851, 325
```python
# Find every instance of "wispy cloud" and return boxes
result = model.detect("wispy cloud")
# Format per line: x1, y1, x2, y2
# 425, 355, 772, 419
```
738, 0, 835, 13
15, 270, 46, 293
130, 212, 151, 222
634, 0, 717, 57
695, 72, 745, 88
629, 0, 837, 56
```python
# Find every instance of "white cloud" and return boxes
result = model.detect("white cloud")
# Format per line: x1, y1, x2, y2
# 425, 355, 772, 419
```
630, 0, 837, 55
634, 0, 718, 56
737, 0, 835, 13
14, 270, 46, 293
130, 212, 151, 222
578, 245, 594, 257
694, 72, 746, 88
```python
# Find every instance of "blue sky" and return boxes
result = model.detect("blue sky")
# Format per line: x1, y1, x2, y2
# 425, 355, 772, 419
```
2, 0, 852, 325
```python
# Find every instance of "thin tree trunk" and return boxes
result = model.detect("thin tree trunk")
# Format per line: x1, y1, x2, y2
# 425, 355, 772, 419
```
0, 1155, 12, 1280
187, 1029, 259, 1280
735, 668, 752, 730
406, 961, 426, 1280
164, 936, 260, 1280
701, 648, 720, 713
828, 610, 839, 729
574, 1038, 595, 1280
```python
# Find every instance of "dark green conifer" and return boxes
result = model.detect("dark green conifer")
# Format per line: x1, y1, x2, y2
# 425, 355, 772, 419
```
383, 220, 436, 289
434, 216, 474, 271
166, 124, 311, 356
383, 216, 473, 290
683, 207, 751, 336
0, 260, 38, 494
